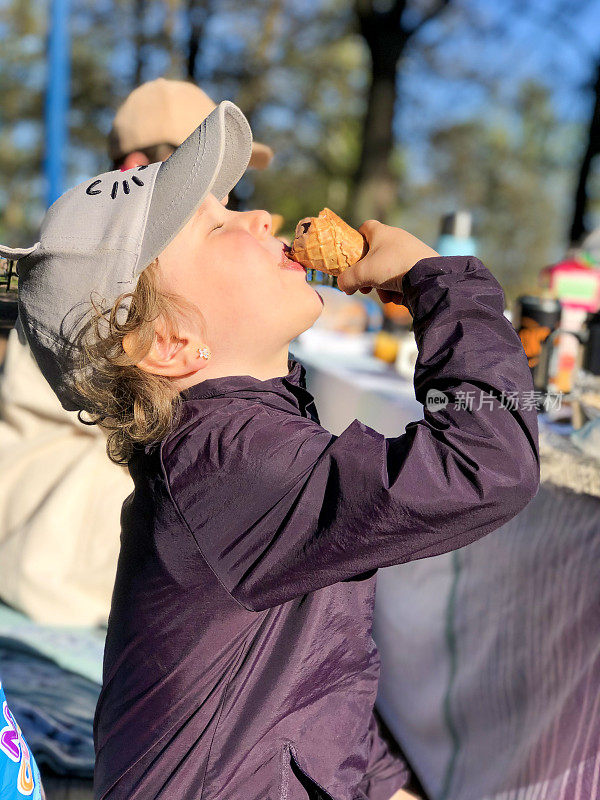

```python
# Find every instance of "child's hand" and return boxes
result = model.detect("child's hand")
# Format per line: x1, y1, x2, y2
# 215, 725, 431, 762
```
336, 220, 438, 306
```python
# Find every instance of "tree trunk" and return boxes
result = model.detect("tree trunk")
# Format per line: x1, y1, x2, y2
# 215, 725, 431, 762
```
347, 50, 406, 225
133, 0, 145, 87
186, 0, 208, 80
348, 0, 452, 226
570, 55, 600, 245
347, 0, 408, 225
164, 0, 181, 77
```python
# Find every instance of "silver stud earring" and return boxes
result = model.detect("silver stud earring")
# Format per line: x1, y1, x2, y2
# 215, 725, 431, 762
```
197, 346, 211, 360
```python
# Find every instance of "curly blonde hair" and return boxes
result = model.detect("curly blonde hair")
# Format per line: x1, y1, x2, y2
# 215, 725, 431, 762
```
73, 258, 199, 464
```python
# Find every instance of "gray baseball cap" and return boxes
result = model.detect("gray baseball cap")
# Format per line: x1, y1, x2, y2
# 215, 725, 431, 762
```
0, 100, 252, 411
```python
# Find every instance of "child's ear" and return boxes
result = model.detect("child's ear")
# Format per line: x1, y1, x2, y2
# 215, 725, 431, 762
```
124, 318, 210, 378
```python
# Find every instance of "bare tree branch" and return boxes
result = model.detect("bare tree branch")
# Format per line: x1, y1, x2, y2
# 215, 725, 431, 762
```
409, 0, 452, 36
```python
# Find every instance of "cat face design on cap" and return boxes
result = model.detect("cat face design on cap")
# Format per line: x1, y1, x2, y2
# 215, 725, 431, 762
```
86, 165, 150, 200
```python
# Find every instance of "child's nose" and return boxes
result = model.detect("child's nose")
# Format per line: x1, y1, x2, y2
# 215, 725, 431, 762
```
244, 210, 272, 239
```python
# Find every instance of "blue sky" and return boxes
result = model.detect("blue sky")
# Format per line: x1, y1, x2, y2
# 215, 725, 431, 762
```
385, 0, 600, 184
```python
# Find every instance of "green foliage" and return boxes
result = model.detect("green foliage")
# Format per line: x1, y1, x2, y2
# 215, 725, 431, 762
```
0, 0, 45, 243
423, 81, 572, 301
0, 0, 128, 244
0, 0, 367, 243
216, 0, 367, 232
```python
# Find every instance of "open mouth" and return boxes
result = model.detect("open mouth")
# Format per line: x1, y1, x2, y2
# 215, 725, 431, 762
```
279, 244, 306, 273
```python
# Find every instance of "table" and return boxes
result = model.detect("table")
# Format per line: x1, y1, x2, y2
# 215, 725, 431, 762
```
293, 343, 600, 800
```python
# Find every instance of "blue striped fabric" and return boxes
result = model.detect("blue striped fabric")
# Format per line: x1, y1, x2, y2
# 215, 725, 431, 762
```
375, 483, 600, 800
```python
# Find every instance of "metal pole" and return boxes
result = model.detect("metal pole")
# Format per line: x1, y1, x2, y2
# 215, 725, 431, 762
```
45, 0, 71, 207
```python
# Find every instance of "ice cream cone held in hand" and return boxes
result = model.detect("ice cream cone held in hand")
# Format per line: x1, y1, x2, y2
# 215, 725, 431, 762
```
289, 208, 368, 276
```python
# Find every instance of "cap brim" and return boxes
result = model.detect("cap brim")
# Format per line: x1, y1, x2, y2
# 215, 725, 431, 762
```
137, 100, 252, 272
0, 243, 40, 261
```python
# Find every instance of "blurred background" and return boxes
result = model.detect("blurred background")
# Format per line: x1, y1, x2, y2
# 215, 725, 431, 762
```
1, 0, 600, 306
3, 7, 600, 799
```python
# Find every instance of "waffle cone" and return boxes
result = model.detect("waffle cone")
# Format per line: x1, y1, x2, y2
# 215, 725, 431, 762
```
289, 208, 367, 276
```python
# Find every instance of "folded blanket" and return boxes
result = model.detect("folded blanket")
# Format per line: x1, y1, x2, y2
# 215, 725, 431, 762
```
1, 645, 99, 778
0, 603, 104, 684
0, 604, 103, 778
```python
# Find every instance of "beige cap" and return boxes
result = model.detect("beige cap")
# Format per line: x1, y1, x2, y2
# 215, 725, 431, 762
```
108, 78, 274, 170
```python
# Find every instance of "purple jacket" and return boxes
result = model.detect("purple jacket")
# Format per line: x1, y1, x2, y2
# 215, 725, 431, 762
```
93, 256, 539, 800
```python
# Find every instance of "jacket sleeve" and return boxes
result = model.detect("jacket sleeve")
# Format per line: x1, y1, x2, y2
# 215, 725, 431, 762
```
164, 256, 540, 612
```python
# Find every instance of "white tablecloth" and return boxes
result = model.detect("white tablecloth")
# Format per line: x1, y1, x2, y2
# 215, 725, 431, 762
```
293, 345, 600, 800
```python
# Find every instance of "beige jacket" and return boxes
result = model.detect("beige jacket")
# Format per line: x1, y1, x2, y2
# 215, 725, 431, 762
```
0, 322, 132, 625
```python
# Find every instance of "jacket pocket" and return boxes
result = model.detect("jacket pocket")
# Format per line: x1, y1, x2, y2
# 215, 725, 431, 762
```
280, 742, 335, 800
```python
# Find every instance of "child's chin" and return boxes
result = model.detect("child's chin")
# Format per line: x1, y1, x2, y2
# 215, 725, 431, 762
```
294, 298, 324, 337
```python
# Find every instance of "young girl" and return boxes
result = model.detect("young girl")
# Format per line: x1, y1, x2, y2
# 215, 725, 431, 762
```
2, 101, 539, 800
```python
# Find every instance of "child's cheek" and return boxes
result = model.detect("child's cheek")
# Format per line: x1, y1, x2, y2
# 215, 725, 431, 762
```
231, 230, 274, 267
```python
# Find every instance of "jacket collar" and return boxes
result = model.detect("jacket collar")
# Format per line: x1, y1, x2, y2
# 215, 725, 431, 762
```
181, 357, 319, 421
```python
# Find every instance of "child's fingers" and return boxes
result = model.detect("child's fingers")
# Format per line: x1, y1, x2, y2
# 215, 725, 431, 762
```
357, 219, 380, 239
376, 288, 405, 305
337, 253, 375, 294
337, 219, 381, 295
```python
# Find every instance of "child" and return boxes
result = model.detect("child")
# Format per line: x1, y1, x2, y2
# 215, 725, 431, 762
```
1, 101, 539, 800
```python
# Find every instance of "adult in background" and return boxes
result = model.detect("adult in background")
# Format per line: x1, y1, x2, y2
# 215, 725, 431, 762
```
109, 78, 273, 175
